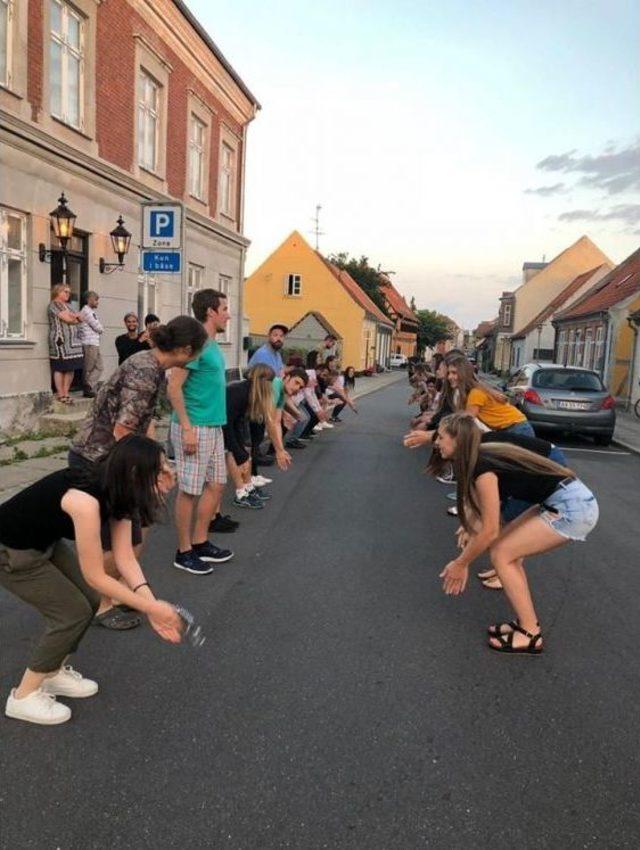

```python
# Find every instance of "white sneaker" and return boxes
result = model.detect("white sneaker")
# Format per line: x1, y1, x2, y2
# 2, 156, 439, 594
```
5, 688, 71, 725
321, 421, 334, 429
41, 665, 99, 698
251, 475, 272, 486
312, 424, 323, 433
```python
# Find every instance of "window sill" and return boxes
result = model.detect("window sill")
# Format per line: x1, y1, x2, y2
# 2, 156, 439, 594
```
0, 339, 37, 348
51, 114, 94, 142
0, 83, 22, 100
219, 211, 237, 225
140, 164, 164, 180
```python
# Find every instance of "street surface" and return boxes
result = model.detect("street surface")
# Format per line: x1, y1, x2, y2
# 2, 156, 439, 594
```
2, 381, 640, 849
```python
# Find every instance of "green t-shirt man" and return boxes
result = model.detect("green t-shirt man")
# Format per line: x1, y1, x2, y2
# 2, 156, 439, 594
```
172, 338, 227, 426
272, 377, 285, 410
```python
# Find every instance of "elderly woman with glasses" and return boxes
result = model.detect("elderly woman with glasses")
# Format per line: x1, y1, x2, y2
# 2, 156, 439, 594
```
48, 283, 84, 404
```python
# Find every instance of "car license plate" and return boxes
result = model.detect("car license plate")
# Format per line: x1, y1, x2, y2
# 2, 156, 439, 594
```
556, 400, 590, 410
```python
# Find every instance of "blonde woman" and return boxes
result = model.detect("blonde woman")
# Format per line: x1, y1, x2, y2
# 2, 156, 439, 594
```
48, 284, 84, 404
428, 413, 598, 655
223, 364, 292, 509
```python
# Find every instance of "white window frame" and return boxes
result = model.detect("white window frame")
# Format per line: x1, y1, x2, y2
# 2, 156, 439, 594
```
219, 142, 235, 218
137, 272, 157, 322
502, 303, 512, 327
594, 326, 605, 372
583, 328, 594, 370
567, 329, 576, 366
186, 263, 203, 315
557, 329, 567, 365
286, 273, 302, 297
0, 207, 27, 340
218, 274, 231, 343
575, 328, 583, 366
49, 0, 85, 130
1, 0, 13, 89
188, 113, 206, 201
138, 68, 159, 173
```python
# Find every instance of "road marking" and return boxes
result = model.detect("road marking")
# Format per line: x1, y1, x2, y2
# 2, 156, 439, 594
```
558, 447, 631, 455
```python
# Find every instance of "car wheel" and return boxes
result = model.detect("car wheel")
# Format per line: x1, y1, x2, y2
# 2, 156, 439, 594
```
594, 433, 613, 447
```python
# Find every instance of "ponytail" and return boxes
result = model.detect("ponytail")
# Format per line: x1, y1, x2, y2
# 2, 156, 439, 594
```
150, 315, 206, 355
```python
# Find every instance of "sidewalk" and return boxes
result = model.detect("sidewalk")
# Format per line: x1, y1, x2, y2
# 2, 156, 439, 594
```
0, 370, 407, 505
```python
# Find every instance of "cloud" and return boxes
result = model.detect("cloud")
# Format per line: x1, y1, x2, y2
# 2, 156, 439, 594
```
524, 183, 566, 197
558, 204, 640, 226
537, 141, 640, 195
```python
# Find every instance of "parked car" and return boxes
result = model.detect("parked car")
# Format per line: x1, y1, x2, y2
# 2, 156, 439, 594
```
504, 363, 616, 445
389, 354, 408, 368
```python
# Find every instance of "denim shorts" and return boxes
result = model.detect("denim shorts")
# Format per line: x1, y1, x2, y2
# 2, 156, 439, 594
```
540, 478, 599, 542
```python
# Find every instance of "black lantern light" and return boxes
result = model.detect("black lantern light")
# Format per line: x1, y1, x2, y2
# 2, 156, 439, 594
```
100, 215, 132, 274
39, 193, 77, 262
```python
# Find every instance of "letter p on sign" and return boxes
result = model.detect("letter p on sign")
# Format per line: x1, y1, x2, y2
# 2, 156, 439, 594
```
151, 210, 174, 237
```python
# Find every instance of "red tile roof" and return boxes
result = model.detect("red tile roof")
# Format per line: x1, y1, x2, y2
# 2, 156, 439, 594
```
379, 278, 418, 323
555, 248, 640, 321
511, 265, 608, 339
318, 255, 394, 326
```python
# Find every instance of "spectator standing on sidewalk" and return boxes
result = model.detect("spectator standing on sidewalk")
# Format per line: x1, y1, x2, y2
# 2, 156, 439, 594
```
168, 289, 233, 576
248, 324, 288, 376
48, 283, 83, 405
77, 291, 103, 398
115, 313, 144, 365
137, 313, 161, 351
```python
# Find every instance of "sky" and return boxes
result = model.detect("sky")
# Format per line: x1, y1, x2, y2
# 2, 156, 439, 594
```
188, 0, 640, 329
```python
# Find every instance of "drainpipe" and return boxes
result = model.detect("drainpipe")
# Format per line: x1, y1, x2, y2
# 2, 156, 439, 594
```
626, 313, 640, 411
236, 123, 249, 370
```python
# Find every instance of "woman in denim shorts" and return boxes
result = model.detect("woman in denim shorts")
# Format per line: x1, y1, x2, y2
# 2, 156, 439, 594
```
427, 413, 599, 655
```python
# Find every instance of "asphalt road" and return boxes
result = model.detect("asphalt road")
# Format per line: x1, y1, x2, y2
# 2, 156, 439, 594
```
2, 381, 640, 849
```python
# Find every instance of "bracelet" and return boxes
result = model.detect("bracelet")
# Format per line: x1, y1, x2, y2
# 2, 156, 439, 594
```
133, 581, 150, 593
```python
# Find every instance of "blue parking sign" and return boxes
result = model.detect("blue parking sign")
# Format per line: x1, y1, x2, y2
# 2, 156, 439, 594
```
142, 204, 182, 249
150, 210, 174, 238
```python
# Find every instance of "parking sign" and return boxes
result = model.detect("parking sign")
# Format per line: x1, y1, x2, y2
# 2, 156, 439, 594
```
142, 203, 182, 249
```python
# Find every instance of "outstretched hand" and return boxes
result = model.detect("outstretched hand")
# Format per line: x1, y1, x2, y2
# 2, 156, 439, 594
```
403, 430, 431, 449
439, 560, 469, 595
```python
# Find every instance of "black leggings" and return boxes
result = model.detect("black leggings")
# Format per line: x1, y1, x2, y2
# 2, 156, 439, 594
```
249, 421, 266, 476
300, 402, 319, 438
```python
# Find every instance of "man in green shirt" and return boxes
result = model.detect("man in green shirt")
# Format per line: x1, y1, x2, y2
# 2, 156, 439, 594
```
168, 289, 233, 575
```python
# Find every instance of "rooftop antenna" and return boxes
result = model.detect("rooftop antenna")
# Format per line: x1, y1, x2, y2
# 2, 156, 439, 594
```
542, 254, 547, 262
310, 204, 324, 251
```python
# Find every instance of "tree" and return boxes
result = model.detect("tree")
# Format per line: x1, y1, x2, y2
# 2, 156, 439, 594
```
327, 252, 389, 315
415, 309, 452, 354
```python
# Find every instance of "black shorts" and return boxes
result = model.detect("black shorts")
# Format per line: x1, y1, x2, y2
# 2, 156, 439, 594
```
67, 450, 143, 550
222, 419, 250, 466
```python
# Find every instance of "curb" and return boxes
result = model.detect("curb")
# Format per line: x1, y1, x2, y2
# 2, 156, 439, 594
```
352, 373, 406, 401
612, 437, 640, 456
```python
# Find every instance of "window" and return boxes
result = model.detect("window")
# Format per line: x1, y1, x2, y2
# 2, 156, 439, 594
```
138, 69, 159, 172
50, 0, 84, 129
557, 329, 568, 365
567, 329, 575, 365
138, 272, 157, 321
575, 329, 583, 366
0, 207, 27, 339
189, 114, 206, 200
594, 326, 605, 372
583, 328, 594, 370
0, 0, 11, 88
219, 143, 235, 217
287, 274, 301, 296
218, 274, 231, 343
186, 263, 203, 315
502, 303, 512, 327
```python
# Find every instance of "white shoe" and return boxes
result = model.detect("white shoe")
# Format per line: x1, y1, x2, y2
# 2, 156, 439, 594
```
312, 424, 323, 433
5, 688, 71, 725
41, 665, 99, 698
321, 421, 334, 429
251, 475, 272, 486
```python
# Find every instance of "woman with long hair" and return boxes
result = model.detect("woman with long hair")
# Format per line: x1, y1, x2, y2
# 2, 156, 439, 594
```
226, 364, 292, 509
428, 413, 598, 654
446, 354, 534, 437
0, 436, 184, 725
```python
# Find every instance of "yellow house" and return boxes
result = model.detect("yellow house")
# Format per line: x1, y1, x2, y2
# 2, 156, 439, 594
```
244, 231, 393, 370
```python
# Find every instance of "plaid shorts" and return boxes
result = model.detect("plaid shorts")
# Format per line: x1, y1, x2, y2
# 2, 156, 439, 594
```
170, 422, 227, 495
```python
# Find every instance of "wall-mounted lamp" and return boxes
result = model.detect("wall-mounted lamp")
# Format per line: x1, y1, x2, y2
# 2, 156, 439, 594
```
99, 216, 132, 274
39, 193, 77, 262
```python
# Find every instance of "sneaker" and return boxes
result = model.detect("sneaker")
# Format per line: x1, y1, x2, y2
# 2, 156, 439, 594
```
256, 454, 275, 466
286, 439, 306, 449
312, 424, 323, 433
446, 491, 457, 501
233, 492, 264, 510
331, 416, 343, 423
252, 486, 271, 501
252, 475, 272, 486
192, 540, 234, 563
173, 549, 213, 575
208, 513, 239, 533
436, 470, 456, 484
42, 665, 99, 698
321, 421, 334, 430
5, 688, 71, 725
447, 506, 459, 517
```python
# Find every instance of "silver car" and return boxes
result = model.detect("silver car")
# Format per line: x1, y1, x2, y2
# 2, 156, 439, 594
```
504, 363, 616, 446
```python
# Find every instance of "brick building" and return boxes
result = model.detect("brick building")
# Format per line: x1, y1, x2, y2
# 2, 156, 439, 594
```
0, 0, 259, 432
378, 276, 418, 358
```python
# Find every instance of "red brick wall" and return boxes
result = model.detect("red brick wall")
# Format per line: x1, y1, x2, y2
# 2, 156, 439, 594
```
96, 0, 135, 170
27, 0, 43, 121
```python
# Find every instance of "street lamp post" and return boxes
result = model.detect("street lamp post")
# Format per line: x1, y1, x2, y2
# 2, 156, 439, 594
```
536, 322, 543, 363
38, 193, 78, 282
99, 216, 132, 274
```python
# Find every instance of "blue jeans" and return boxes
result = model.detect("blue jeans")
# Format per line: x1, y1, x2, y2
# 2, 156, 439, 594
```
287, 406, 310, 442
501, 420, 535, 437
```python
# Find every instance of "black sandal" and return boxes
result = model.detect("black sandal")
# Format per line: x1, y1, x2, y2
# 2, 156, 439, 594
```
488, 618, 540, 637
488, 623, 543, 655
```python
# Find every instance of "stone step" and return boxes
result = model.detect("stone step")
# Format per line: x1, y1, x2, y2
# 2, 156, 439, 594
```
38, 410, 87, 436
0, 436, 70, 463
51, 396, 94, 415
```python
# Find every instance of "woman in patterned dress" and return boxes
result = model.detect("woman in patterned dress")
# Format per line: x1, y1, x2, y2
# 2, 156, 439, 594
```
48, 283, 84, 404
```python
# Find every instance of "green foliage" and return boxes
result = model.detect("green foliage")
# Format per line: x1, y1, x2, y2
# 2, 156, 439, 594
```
328, 253, 390, 316
415, 309, 452, 353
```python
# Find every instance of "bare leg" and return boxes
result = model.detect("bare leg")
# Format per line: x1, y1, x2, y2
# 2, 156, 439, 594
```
53, 371, 65, 399
226, 454, 245, 491
175, 490, 196, 552
193, 482, 224, 545
489, 512, 568, 649
63, 372, 74, 397
15, 669, 52, 699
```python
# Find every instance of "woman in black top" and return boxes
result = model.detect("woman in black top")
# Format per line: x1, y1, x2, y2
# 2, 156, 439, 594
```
428, 413, 598, 655
0, 436, 183, 726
